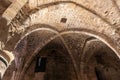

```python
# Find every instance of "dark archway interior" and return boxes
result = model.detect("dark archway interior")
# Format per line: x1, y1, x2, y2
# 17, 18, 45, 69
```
19, 33, 120, 80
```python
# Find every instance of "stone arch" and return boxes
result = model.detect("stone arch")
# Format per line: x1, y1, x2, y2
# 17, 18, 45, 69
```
4, 0, 120, 53
13, 27, 120, 80
16, 1, 120, 58
80, 38, 120, 80
1, 0, 120, 80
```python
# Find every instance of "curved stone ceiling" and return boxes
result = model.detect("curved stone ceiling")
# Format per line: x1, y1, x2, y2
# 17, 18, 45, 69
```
0, 0, 120, 80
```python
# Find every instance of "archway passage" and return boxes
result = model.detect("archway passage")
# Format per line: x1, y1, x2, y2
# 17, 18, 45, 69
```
10, 30, 120, 80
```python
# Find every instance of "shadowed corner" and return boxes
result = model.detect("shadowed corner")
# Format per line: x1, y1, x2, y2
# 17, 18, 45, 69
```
0, 17, 9, 43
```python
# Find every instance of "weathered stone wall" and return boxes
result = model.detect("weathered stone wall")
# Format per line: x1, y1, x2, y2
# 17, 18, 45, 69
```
0, 0, 120, 80
1, 0, 120, 56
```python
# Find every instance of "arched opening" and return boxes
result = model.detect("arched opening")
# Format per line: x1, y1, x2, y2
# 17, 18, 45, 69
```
80, 39, 120, 80
23, 37, 77, 80
13, 29, 120, 80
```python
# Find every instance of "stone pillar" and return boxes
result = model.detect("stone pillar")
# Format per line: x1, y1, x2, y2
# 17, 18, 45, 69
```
0, 50, 14, 79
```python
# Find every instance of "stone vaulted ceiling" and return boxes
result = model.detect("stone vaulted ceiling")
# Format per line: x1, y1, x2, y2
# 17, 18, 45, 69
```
0, 0, 120, 80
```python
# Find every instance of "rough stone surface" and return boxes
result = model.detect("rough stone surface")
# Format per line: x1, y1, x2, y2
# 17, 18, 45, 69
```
0, 0, 120, 80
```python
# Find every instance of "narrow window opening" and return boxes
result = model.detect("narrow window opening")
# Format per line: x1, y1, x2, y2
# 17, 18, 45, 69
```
35, 57, 47, 72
